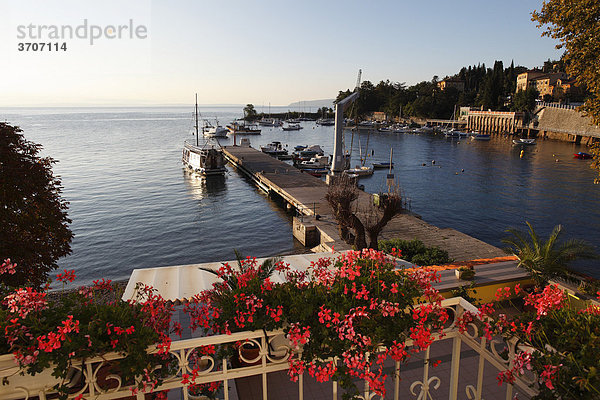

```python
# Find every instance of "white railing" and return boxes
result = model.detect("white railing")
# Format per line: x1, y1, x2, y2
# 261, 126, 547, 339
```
0, 297, 539, 400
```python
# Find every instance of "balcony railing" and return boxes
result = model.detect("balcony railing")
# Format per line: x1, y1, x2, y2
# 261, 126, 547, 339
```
0, 297, 539, 400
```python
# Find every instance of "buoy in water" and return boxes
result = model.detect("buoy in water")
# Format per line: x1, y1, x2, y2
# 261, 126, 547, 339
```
520, 150, 524, 158
432, 160, 435, 165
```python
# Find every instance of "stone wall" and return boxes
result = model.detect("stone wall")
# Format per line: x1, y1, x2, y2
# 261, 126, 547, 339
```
532, 105, 600, 145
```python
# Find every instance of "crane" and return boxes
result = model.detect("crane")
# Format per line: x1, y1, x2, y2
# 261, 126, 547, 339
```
331, 69, 361, 174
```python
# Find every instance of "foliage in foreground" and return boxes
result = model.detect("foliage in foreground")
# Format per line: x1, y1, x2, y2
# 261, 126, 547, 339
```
2, 250, 600, 399
532, 0, 600, 183
472, 284, 600, 399
0, 261, 178, 398
379, 238, 452, 266
502, 221, 597, 286
0, 123, 73, 288
186, 248, 448, 398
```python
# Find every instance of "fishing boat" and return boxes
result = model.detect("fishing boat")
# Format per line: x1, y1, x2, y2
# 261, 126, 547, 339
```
282, 123, 303, 131
512, 138, 536, 145
470, 133, 491, 141
182, 95, 227, 176
573, 152, 593, 159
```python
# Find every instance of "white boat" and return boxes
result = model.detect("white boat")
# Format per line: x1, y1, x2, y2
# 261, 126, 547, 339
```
316, 118, 335, 126
182, 95, 227, 176
258, 118, 283, 127
260, 141, 288, 156
512, 138, 536, 145
282, 123, 303, 131
227, 121, 261, 135
203, 119, 228, 138
297, 155, 330, 169
344, 165, 374, 176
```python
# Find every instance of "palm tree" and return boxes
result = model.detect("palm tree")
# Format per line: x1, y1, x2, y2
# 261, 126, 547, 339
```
199, 249, 280, 290
502, 222, 597, 286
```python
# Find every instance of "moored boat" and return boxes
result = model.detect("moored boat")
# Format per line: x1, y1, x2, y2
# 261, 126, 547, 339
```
512, 138, 536, 145
227, 121, 261, 135
372, 162, 394, 169
344, 165, 374, 176
470, 133, 491, 141
203, 120, 228, 138
260, 141, 288, 157
182, 95, 227, 176
282, 123, 303, 131
573, 152, 593, 159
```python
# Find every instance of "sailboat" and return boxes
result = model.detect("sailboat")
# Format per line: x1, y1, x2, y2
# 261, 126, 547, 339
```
182, 94, 227, 176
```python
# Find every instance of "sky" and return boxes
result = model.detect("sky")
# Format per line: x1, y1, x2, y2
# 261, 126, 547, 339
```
0, 0, 562, 107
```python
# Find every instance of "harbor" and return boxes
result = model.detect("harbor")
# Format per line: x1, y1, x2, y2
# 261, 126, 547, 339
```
3, 106, 599, 282
223, 144, 509, 261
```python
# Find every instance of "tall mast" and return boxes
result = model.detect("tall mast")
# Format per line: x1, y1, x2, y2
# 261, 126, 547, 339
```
195, 93, 199, 146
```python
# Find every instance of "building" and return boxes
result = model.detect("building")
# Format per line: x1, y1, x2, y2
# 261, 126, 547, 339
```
467, 110, 524, 133
437, 77, 465, 92
516, 69, 569, 99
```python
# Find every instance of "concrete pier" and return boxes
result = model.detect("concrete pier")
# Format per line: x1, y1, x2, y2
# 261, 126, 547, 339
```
222, 146, 505, 261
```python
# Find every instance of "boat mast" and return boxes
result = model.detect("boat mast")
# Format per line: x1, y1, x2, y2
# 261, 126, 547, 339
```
195, 93, 199, 147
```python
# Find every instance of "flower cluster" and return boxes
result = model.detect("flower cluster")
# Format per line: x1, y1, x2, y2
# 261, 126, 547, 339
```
458, 283, 600, 398
0, 270, 180, 399
186, 248, 448, 398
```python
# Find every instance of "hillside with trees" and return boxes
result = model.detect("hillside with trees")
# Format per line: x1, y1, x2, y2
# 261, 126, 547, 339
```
335, 59, 582, 120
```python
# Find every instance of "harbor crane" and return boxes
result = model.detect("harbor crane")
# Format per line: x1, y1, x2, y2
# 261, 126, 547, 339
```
331, 69, 361, 173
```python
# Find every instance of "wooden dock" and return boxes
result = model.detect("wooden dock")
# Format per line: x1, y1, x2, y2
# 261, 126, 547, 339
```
222, 146, 505, 261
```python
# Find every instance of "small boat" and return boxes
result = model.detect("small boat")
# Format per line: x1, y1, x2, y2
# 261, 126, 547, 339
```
260, 141, 288, 157
512, 138, 536, 145
182, 95, 227, 176
297, 155, 330, 169
302, 168, 329, 177
203, 120, 228, 138
574, 152, 593, 159
372, 162, 394, 169
316, 118, 335, 126
377, 127, 392, 133
282, 123, 303, 131
292, 144, 325, 163
227, 121, 261, 135
470, 133, 491, 141
445, 129, 468, 138
344, 165, 374, 176
258, 118, 283, 127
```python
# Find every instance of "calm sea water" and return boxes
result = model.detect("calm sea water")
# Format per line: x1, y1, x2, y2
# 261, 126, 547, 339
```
2, 106, 599, 282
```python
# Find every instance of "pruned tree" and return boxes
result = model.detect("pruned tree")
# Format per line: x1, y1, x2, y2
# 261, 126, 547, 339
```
0, 123, 73, 287
326, 176, 403, 250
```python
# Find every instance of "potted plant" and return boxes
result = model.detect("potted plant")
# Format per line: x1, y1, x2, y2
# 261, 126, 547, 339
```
455, 266, 475, 280
461, 284, 600, 398
185, 249, 450, 399
0, 263, 179, 400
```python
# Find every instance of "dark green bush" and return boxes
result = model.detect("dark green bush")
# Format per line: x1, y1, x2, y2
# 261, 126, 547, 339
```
379, 238, 452, 266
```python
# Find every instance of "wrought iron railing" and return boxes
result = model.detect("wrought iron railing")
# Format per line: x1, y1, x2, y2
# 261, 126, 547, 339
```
0, 297, 539, 400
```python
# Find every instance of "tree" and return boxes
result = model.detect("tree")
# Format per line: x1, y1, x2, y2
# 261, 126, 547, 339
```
502, 222, 597, 286
325, 175, 403, 250
243, 104, 257, 121
512, 86, 539, 114
532, 1, 600, 182
0, 123, 73, 287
